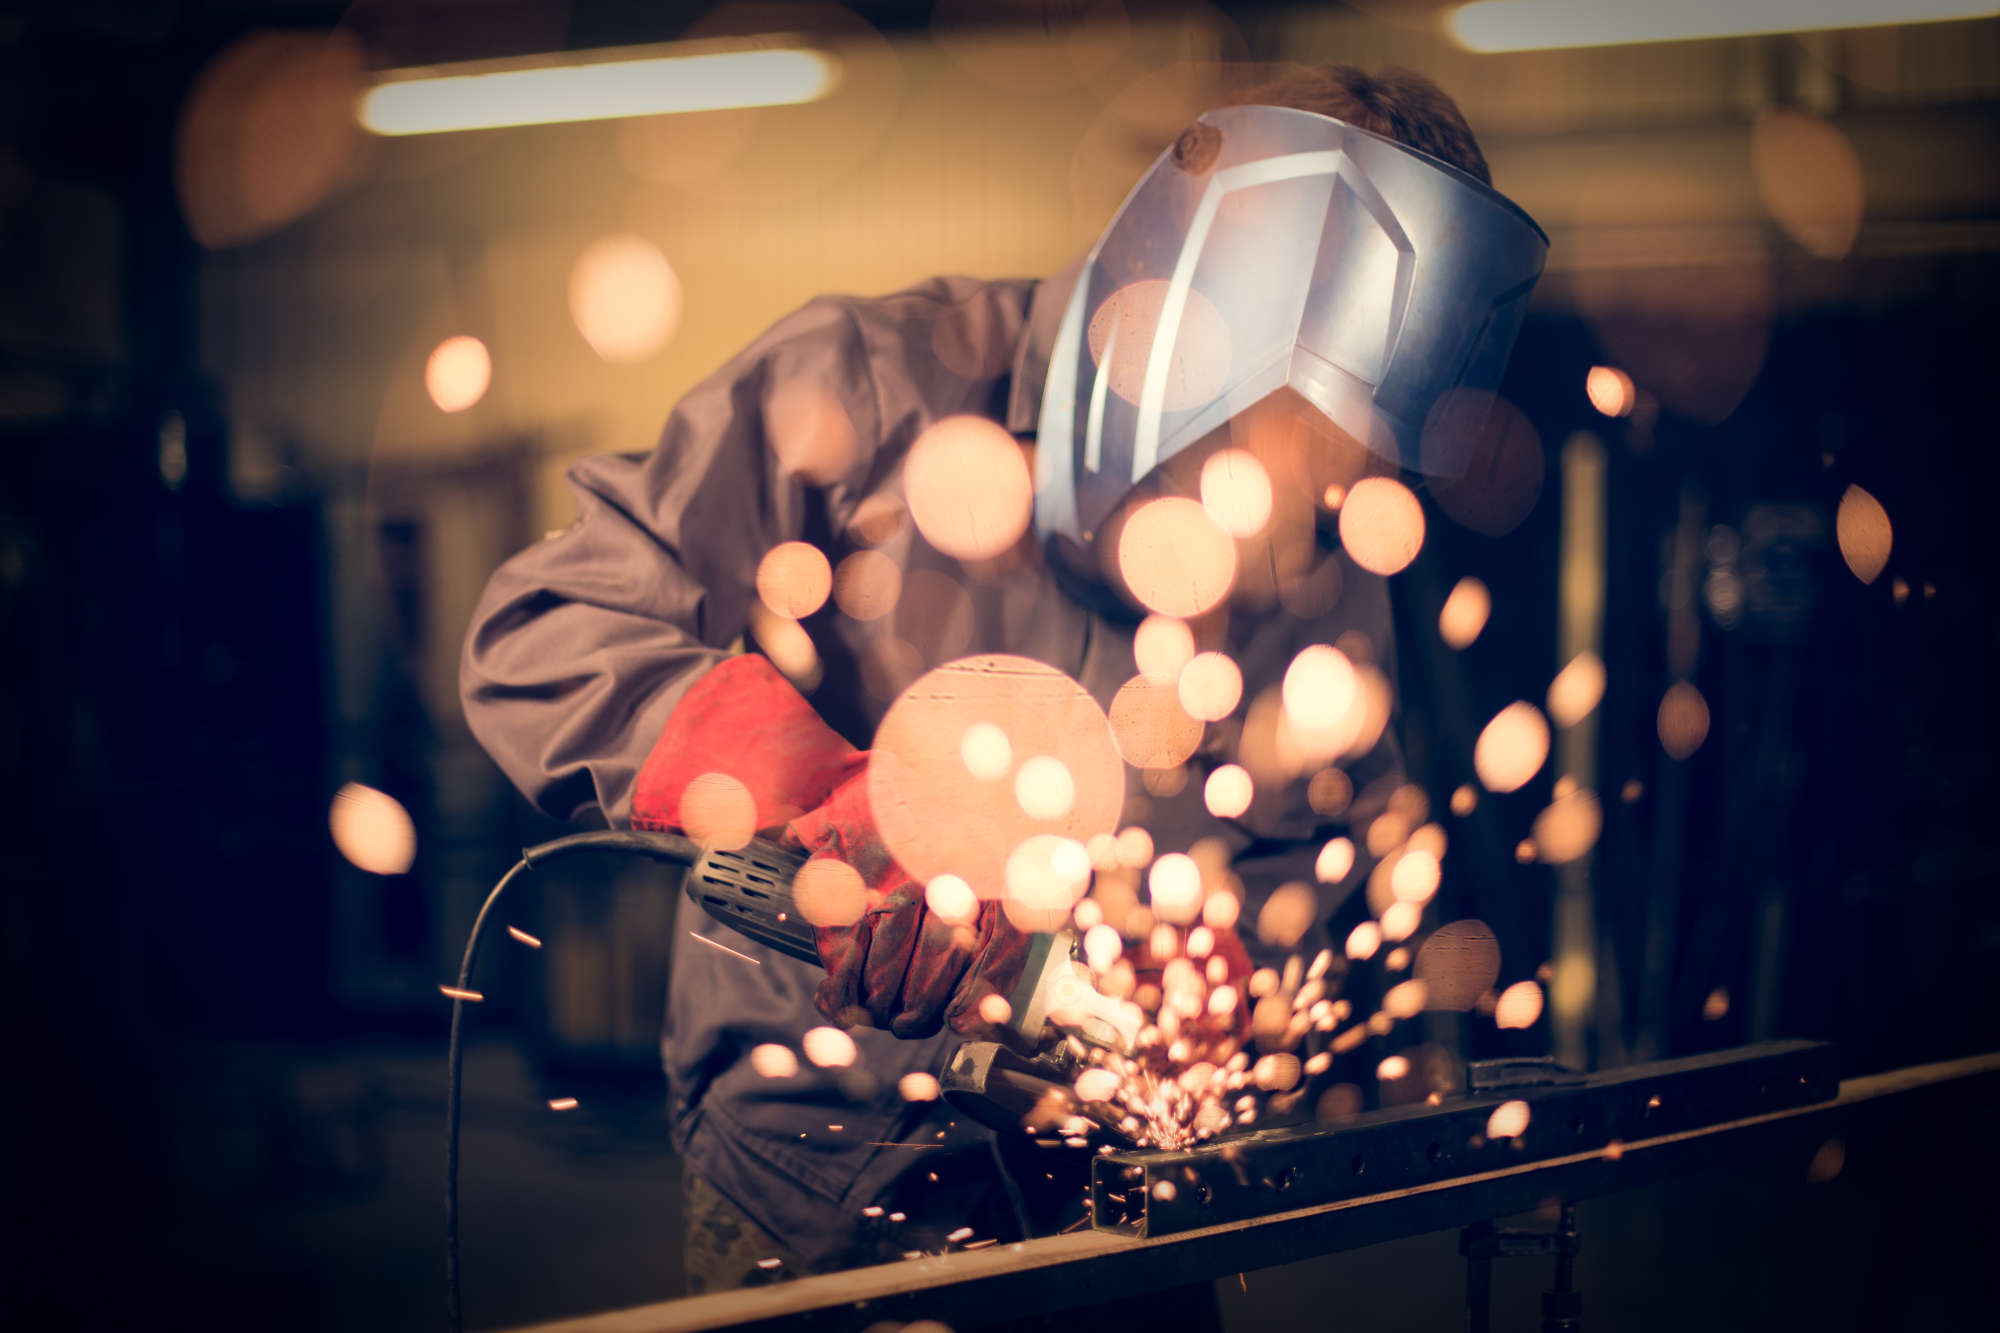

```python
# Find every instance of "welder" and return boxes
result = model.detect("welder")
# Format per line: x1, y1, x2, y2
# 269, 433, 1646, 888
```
460, 63, 1545, 1303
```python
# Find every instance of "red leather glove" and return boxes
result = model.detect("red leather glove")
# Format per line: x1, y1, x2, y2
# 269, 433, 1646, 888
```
632, 654, 1031, 1039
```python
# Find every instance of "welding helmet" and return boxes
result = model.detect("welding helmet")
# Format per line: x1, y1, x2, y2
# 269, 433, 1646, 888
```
1033, 104, 1548, 560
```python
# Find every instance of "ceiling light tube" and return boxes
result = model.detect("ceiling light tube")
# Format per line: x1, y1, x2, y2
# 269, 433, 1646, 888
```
358, 41, 840, 135
1446, 0, 2000, 53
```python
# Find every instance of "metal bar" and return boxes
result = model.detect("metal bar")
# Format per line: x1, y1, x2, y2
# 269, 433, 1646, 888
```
1092, 1040, 1834, 1236
501, 1051, 1999, 1333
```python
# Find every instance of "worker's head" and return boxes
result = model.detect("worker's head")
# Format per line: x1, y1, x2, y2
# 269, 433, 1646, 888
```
1032, 64, 1547, 592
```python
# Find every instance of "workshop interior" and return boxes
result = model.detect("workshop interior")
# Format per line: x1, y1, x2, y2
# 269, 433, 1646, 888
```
4, 2, 1999, 1331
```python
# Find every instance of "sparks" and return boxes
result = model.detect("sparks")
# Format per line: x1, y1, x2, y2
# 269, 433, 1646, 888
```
439, 985, 484, 1002
547, 1097, 579, 1111
946, 1226, 974, 1244
689, 931, 762, 964
506, 926, 542, 948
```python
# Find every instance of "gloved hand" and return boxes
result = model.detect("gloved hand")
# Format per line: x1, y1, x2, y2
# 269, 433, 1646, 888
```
632, 653, 1032, 1039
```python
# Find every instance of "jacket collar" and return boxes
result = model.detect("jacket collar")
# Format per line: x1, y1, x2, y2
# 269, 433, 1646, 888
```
1005, 256, 1084, 437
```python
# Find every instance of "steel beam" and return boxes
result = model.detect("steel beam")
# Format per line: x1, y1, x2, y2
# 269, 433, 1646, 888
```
501, 1049, 2000, 1333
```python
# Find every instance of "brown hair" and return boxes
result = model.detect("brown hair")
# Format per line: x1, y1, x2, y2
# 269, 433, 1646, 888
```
1199, 64, 1492, 187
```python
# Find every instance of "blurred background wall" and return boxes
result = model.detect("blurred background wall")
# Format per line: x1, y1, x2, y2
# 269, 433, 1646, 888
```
3, 2, 1998, 1330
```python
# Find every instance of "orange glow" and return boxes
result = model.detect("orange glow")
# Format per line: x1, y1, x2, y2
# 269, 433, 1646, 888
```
1835, 484, 1893, 585
1585, 365, 1635, 418
1495, 980, 1544, 1029
1203, 764, 1254, 819
1086, 280, 1233, 412
1390, 849, 1441, 903
748, 605, 821, 693
755, 541, 833, 619
1380, 900, 1422, 943
330, 782, 417, 875
1384, 947, 1410, 972
1408, 823, 1447, 860
1657, 682, 1711, 760
1115, 826, 1155, 869
1322, 484, 1347, 510
768, 383, 859, 485
425, 336, 491, 413
1377, 1055, 1410, 1081
1383, 979, 1429, 1019
569, 234, 682, 362
1316, 838, 1356, 884
680, 771, 757, 851
1134, 615, 1196, 679
1282, 645, 1358, 733
1074, 1068, 1120, 1103
1474, 702, 1551, 793
1703, 987, 1730, 1021
1438, 577, 1491, 649
1256, 883, 1317, 949
833, 550, 903, 621
1337, 477, 1425, 576
905, 416, 1034, 560
750, 1044, 799, 1078
1200, 887, 1241, 931
960, 723, 1013, 781
174, 30, 367, 250
1148, 853, 1203, 926
1109, 674, 1203, 769
1531, 788, 1602, 864
978, 993, 1013, 1027
1515, 839, 1538, 863
871, 655, 1123, 900
439, 986, 483, 1002
801, 1026, 857, 1068
1177, 652, 1243, 721
1014, 755, 1078, 821
1200, 449, 1274, 538
1002, 834, 1092, 932
548, 1097, 580, 1112
1547, 652, 1606, 729
1486, 1099, 1530, 1140
1308, 768, 1354, 816
1149, 922, 1180, 961
1117, 498, 1238, 618
1254, 1053, 1302, 1092
926, 874, 977, 927
1415, 920, 1502, 1011
795, 856, 868, 928
1083, 922, 1123, 972
507, 926, 542, 948
1752, 109, 1865, 261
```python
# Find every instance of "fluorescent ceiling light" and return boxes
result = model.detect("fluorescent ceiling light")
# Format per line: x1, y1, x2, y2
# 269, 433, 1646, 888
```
1447, 0, 2000, 52
358, 42, 840, 135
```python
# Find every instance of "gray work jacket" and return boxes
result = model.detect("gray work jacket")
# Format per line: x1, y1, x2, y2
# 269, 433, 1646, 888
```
460, 268, 1398, 1264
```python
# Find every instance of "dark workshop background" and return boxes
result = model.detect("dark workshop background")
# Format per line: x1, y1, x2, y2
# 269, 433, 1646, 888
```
3, 2, 1998, 1330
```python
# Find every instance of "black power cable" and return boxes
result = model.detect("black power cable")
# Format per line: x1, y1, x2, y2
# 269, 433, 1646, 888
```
444, 829, 702, 1333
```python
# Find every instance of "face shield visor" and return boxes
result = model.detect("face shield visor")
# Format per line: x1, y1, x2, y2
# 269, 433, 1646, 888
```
1034, 105, 1548, 560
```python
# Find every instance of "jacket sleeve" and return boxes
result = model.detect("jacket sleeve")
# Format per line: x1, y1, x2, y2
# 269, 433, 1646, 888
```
459, 297, 882, 825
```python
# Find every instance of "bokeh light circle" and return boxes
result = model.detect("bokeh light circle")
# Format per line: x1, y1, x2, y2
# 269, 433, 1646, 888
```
680, 771, 758, 851
426, 336, 491, 414
904, 416, 1034, 561
870, 655, 1123, 900
756, 541, 833, 619
1474, 702, 1551, 793
568, 233, 683, 363
329, 782, 416, 875
1338, 477, 1425, 575
1117, 497, 1238, 617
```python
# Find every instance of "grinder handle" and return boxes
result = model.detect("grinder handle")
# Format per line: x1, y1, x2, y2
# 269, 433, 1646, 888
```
681, 839, 819, 965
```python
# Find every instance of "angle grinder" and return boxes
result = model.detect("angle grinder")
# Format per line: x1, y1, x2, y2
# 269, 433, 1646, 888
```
683, 838, 1140, 1135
